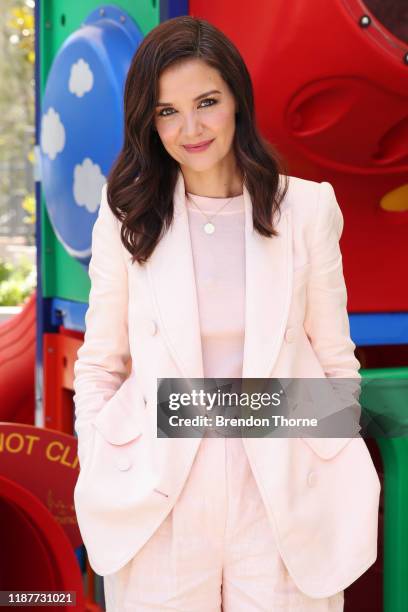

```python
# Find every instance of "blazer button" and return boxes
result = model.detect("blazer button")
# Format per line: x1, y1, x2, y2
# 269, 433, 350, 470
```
285, 327, 295, 343
148, 319, 158, 335
115, 454, 132, 471
307, 470, 317, 487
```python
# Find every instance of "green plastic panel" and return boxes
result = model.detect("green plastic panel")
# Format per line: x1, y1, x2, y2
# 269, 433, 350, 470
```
39, 0, 159, 302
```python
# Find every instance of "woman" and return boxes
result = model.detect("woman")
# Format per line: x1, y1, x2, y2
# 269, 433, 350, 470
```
73, 15, 380, 611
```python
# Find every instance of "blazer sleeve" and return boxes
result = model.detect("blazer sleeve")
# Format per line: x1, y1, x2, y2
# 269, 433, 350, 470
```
303, 181, 362, 428
73, 183, 131, 466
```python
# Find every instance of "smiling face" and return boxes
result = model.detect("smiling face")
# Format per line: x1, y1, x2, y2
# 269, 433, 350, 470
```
153, 58, 238, 175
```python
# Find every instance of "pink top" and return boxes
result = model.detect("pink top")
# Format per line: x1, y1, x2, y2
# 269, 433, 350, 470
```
185, 191, 246, 380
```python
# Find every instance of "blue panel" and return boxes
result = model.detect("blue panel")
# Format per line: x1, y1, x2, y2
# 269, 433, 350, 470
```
40, 5, 143, 267
51, 297, 88, 331
161, 0, 189, 20
53, 298, 408, 344
349, 313, 408, 346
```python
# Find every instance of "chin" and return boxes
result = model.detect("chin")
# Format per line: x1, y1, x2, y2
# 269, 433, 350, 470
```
184, 160, 218, 172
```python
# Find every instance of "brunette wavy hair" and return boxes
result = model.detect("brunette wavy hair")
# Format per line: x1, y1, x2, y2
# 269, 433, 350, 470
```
106, 15, 289, 265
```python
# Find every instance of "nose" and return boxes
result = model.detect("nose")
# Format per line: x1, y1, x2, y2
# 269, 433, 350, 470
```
181, 111, 203, 140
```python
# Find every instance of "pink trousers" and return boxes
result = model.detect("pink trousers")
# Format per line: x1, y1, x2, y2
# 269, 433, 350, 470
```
103, 434, 344, 611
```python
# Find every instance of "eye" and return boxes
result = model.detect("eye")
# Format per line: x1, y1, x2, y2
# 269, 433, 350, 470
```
157, 97, 218, 117
200, 97, 217, 109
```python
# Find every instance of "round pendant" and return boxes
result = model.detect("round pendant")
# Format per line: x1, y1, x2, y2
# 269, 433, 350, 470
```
204, 222, 215, 234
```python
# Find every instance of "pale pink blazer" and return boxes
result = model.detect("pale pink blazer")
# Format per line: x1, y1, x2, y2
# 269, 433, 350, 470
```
73, 168, 380, 598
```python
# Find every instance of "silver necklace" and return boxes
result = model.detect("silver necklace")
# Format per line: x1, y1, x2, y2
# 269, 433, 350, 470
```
186, 192, 235, 234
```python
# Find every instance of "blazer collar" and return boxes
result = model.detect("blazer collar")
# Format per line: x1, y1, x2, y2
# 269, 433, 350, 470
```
146, 168, 292, 380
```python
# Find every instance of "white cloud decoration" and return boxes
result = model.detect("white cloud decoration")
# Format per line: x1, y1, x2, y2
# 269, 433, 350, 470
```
73, 158, 106, 214
41, 107, 65, 160
69, 58, 94, 98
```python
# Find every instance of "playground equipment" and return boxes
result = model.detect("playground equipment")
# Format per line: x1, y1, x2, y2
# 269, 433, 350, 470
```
1, 0, 406, 609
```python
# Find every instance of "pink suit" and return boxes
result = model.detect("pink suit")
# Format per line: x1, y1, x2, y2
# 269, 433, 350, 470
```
73, 168, 380, 608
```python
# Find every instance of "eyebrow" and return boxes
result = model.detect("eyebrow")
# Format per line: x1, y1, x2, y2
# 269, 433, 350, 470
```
156, 89, 222, 107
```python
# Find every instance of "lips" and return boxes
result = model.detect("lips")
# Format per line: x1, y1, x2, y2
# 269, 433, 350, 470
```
183, 139, 214, 151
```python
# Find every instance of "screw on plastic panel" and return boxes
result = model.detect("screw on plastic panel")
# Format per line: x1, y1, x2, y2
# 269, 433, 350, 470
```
359, 15, 371, 28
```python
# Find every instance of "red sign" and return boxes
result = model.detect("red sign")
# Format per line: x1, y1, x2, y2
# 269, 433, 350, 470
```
0, 423, 81, 548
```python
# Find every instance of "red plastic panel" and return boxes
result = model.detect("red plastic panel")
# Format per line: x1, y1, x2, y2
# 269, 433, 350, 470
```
190, 0, 408, 311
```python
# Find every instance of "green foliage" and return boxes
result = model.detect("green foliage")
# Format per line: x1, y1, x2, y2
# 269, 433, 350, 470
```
0, 0, 35, 244
22, 193, 36, 224
0, 255, 36, 306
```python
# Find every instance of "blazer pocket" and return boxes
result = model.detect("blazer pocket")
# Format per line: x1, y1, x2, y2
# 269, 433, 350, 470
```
91, 377, 145, 445
300, 435, 354, 460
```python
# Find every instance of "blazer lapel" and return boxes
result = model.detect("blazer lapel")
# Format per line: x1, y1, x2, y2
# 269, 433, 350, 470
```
146, 168, 292, 381
146, 169, 204, 380
242, 180, 292, 379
